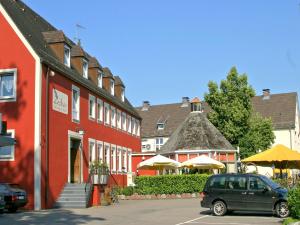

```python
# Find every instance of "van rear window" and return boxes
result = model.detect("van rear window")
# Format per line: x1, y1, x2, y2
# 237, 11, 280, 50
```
209, 176, 226, 189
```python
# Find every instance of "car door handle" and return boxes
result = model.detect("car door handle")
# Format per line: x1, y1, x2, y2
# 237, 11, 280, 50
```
241, 192, 247, 195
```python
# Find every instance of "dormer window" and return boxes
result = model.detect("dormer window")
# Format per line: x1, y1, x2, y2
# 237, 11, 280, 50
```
83, 59, 88, 79
110, 79, 115, 95
98, 71, 103, 88
157, 123, 165, 130
64, 45, 71, 67
121, 87, 125, 102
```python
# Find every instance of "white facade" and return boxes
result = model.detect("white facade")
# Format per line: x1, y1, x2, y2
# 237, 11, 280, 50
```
141, 137, 169, 152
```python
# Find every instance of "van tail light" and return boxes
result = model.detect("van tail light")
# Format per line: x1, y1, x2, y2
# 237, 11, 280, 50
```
200, 192, 206, 199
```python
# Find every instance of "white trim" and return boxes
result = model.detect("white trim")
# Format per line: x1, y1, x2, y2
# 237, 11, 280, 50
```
131, 152, 156, 156
104, 102, 110, 125
0, 68, 17, 102
117, 146, 122, 173
174, 149, 238, 154
88, 138, 96, 167
96, 140, 104, 162
82, 58, 88, 79
111, 144, 117, 172
88, 94, 96, 120
97, 98, 103, 123
0, 129, 15, 161
0, 4, 43, 210
104, 142, 110, 169
68, 130, 83, 183
71, 85, 80, 122
111, 106, 116, 128
64, 45, 71, 67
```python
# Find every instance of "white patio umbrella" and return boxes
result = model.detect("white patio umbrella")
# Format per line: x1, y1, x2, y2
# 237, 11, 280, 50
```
180, 155, 225, 169
137, 154, 181, 170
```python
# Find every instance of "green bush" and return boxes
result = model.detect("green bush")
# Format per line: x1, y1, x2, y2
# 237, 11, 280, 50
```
134, 174, 210, 195
121, 186, 135, 196
288, 186, 300, 219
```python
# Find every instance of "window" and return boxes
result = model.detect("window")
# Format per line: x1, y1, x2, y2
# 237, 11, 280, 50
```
155, 137, 164, 150
209, 176, 226, 189
249, 177, 266, 190
0, 130, 15, 161
123, 148, 127, 173
111, 106, 116, 127
98, 71, 103, 88
127, 115, 132, 133
97, 99, 103, 123
226, 176, 247, 190
83, 59, 88, 79
72, 85, 80, 122
132, 118, 136, 135
128, 149, 132, 172
110, 79, 115, 95
104, 143, 110, 168
157, 123, 164, 130
122, 112, 127, 131
117, 147, 122, 173
104, 103, 110, 125
97, 141, 103, 162
64, 45, 71, 67
117, 110, 122, 129
136, 120, 140, 137
0, 69, 17, 101
89, 95, 96, 120
89, 139, 96, 166
111, 145, 117, 172
121, 87, 125, 102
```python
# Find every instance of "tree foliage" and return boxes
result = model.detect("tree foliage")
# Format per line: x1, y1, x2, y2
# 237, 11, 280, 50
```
204, 66, 275, 158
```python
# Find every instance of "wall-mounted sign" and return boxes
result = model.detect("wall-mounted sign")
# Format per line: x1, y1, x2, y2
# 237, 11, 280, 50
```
53, 89, 68, 115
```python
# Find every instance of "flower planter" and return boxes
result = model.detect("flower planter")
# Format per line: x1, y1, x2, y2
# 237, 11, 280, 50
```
93, 174, 109, 185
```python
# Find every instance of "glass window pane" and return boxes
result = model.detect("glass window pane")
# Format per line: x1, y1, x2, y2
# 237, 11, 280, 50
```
0, 73, 14, 97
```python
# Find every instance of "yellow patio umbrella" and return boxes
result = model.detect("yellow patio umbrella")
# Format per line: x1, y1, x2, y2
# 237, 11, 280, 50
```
137, 155, 181, 170
242, 144, 300, 170
180, 155, 225, 169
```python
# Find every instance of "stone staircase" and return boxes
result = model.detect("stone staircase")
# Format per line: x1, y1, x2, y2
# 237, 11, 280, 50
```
54, 183, 92, 208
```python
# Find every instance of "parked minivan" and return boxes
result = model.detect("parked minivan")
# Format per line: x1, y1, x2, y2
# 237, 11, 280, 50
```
200, 173, 289, 218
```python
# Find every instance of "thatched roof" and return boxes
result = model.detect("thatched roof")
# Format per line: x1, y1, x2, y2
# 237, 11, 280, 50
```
159, 112, 234, 154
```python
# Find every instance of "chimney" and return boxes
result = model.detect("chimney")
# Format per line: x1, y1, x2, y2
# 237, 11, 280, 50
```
142, 101, 150, 111
191, 97, 202, 113
102, 67, 115, 95
88, 57, 103, 88
71, 45, 89, 78
114, 76, 126, 102
262, 89, 270, 100
42, 30, 71, 66
181, 97, 190, 107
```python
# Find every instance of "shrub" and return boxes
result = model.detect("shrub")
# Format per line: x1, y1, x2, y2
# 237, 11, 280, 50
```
134, 174, 210, 195
121, 186, 135, 196
288, 186, 300, 219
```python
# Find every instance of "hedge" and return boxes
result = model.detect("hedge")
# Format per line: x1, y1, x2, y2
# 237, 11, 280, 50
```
288, 185, 300, 219
134, 174, 210, 195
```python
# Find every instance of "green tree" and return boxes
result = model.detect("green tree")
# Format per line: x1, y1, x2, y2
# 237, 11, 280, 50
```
204, 66, 274, 158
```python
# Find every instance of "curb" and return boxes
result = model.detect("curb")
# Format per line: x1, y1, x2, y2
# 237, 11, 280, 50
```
118, 193, 201, 200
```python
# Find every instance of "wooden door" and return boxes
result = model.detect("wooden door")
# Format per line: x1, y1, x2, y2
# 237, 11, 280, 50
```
71, 146, 81, 183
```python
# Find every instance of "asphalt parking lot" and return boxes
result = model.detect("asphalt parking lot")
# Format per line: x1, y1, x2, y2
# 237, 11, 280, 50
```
0, 199, 283, 225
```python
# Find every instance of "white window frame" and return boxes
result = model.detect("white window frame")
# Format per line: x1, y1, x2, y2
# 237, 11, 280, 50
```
117, 109, 122, 129
88, 139, 96, 167
117, 146, 122, 173
104, 102, 110, 125
127, 115, 132, 134
132, 118, 136, 135
0, 69, 17, 102
0, 129, 15, 161
98, 70, 103, 88
64, 45, 71, 67
83, 59, 88, 79
97, 99, 103, 123
111, 145, 117, 172
137, 120, 140, 137
110, 79, 115, 96
89, 94, 96, 120
128, 149, 132, 172
155, 137, 164, 150
111, 106, 116, 128
104, 143, 110, 169
123, 148, 127, 173
121, 87, 125, 102
97, 141, 103, 162
122, 112, 127, 131
72, 85, 80, 122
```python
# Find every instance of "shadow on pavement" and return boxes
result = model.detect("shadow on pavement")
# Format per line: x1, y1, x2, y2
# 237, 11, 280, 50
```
0, 209, 105, 225
200, 209, 280, 218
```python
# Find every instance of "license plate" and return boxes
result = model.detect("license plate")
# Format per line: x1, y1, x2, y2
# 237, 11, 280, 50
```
18, 196, 25, 200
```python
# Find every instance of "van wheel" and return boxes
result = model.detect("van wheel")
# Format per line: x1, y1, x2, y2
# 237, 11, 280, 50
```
213, 201, 227, 216
276, 202, 289, 218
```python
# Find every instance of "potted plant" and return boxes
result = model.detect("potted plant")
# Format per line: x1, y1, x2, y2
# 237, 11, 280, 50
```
90, 160, 110, 185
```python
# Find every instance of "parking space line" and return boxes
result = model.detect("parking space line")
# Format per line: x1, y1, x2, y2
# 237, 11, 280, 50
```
174, 215, 210, 225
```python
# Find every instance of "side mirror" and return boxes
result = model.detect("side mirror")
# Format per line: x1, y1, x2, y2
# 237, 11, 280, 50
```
263, 186, 271, 192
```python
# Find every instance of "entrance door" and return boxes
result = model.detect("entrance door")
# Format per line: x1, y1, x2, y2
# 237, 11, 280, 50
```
70, 139, 81, 183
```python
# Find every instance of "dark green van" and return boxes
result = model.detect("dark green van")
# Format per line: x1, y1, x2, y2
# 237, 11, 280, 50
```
200, 173, 289, 218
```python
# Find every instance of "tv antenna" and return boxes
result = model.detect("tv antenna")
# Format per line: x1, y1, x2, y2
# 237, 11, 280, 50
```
75, 23, 86, 46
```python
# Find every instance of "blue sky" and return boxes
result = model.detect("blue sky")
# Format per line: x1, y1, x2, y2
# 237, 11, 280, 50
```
25, 0, 300, 106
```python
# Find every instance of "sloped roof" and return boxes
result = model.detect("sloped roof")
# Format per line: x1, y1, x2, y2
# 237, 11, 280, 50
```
0, 0, 140, 119
159, 112, 234, 154
114, 76, 125, 87
136, 92, 298, 138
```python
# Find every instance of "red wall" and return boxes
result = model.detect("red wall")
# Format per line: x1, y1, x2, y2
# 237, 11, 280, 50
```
40, 66, 141, 208
132, 155, 156, 176
0, 12, 36, 209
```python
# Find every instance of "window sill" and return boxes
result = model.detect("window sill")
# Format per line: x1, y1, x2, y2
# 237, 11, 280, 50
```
0, 97, 16, 103
72, 118, 80, 124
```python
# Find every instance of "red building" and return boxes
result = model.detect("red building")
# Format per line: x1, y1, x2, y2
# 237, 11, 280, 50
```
0, 0, 141, 210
